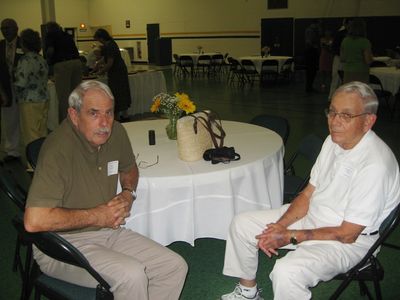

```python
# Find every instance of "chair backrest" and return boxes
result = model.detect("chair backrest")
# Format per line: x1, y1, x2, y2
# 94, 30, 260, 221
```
26, 137, 46, 170
211, 54, 224, 64
351, 202, 400, 272
197, 55, 211, 65
261, 60, 279, 72
370, 60, 387, 67
369, 74, 384, 91
179, 55, 194, 66
250, 114, 290, 145
13, 214, 113, 298
286, 134, 324, 176
241, 59, 257, 72
0, 162, 27, 211
281, 58, 294, 72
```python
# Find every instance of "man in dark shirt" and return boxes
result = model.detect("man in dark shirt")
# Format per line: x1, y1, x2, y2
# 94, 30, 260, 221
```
0, 18, 23, 161
328, 18, 350, 100
44, 22, 82, 122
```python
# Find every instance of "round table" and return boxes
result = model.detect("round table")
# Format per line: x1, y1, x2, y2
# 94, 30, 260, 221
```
122, 119, 284, 245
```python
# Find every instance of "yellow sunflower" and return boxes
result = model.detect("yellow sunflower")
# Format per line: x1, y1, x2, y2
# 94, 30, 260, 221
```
150, 98, 161, 113
176, 93, 196, 114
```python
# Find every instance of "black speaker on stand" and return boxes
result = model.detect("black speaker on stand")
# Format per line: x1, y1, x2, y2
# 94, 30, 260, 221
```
154, 38, 172, 66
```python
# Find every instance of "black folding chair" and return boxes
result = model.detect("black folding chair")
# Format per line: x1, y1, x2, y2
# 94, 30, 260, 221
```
13, 215, 113, 300
284, 134, 323, 203
0, 162, 31, 300
330, 203, 400, 300
260, 59, 279, 83
240, 59, 259, 85
250, 114, 290, 146
369, 74, 392, 115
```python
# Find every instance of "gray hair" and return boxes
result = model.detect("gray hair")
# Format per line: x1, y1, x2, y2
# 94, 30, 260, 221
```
68, 80, 114, 112
333, 81, 379, 114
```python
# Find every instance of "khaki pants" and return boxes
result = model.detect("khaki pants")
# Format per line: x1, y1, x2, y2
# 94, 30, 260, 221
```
1, 95, 20, 156
34, 228, 188, 300
19, 101, 48, 147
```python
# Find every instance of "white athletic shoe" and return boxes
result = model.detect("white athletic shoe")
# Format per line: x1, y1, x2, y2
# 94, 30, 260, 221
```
221, 284, 264, 300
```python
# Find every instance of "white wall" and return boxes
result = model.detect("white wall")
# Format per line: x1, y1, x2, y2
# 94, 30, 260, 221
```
1, 0, 399, 61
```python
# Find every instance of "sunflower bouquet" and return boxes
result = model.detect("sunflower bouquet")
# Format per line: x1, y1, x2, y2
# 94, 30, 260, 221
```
150, 92, 196, 139
151, 92, 196, 117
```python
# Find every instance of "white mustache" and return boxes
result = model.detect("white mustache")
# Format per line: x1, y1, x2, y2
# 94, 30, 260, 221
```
95, 127, 111, 134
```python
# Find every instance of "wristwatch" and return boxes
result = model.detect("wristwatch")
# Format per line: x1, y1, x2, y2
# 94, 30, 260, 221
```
290, 230, 298, 245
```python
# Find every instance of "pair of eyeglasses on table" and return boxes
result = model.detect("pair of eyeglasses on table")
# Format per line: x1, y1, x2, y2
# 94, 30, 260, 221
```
135, 153, 159, 169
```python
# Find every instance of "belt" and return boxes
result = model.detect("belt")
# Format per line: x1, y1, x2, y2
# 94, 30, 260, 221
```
361, 230, 379, 236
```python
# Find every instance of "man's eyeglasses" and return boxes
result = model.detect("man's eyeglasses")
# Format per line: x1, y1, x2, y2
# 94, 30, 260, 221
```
324, 109, 370, 123
136, 154, 159, 169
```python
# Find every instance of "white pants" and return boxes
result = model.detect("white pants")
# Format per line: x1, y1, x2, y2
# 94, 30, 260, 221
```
328, 55, 343, 100
222, 205, 374, 300
1, 95, 20, 156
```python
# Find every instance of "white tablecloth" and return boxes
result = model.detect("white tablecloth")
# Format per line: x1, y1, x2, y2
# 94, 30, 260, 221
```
47, 71, 166, 130
370, 67, 400, 95
123, 119, 284, 246
239, 55, 293, 74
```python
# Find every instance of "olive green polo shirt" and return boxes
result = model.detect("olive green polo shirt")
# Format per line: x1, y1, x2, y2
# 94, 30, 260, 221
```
26, 118, 136, 233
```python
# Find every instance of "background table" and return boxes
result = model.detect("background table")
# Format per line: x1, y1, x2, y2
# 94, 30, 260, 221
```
123, 119, 284, 246
370, 67, 400, 95
46, 71, 166, 130
239, 55, 293, 74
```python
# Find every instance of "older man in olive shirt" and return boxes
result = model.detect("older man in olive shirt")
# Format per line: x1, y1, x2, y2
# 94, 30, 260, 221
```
24, 80, 188, 300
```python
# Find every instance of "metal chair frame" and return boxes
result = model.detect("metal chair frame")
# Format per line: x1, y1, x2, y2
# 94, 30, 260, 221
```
330, 203, 400, 300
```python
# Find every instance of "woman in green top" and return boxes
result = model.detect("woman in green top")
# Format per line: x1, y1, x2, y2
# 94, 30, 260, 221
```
340, 19, 373, 84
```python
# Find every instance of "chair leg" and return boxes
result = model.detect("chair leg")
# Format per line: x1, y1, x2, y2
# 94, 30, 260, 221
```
329, 277, 353, 300
21, 244, 33, 300
373, 281, 383, 300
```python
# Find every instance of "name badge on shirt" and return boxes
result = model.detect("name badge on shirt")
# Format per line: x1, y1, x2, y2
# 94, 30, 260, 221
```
107, 160, 119, 176
16, 48, 24, 54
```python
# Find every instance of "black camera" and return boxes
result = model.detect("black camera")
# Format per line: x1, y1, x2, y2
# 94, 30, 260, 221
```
203, 147, 241, 164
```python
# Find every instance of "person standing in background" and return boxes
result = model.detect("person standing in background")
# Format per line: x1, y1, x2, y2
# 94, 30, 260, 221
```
44, 22, 82, 123
328, 18, 349, 101
93, 28, 131, 121
14, 29, 49, 151
318, 29, 333, 92
0, 18, 23, 162
304, 20, 322, 93
341, 19, 373, 84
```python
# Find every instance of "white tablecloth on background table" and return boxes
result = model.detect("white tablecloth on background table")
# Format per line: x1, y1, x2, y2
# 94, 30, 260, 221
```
239, 55, 292, 74
370, 67, 400, 95
122, 119, 284, 246
47, 71, 166, 130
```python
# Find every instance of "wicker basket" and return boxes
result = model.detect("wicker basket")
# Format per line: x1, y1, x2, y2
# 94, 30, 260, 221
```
177, 113, 213, 161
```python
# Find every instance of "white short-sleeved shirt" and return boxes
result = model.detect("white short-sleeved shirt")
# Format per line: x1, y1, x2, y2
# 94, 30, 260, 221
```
304, 130, 400, 234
